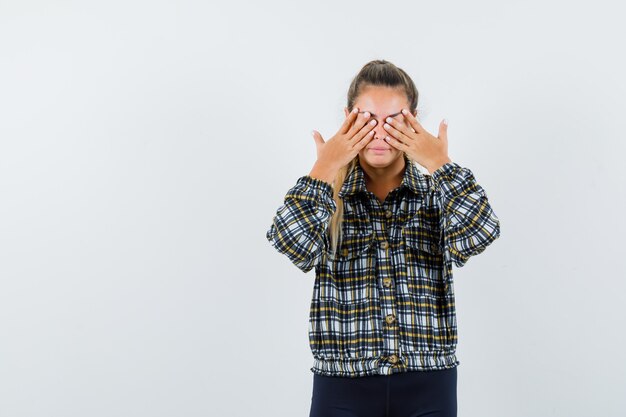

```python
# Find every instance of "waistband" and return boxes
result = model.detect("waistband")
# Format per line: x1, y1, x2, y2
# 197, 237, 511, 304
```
311, 350, 460, 378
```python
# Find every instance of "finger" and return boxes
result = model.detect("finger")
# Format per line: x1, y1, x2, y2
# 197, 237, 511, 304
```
352, 117, 377, 144
354, 127, 376, 150
349, 119, 376, 146
347, 111, 376, 139
438, 119, 448, 141
384, 134, 407, 150
339, 107, 360, 135
311, 130, 324, 146
383, 116, 415, 143
401, 108, 426, 135
382, 119, 411, 145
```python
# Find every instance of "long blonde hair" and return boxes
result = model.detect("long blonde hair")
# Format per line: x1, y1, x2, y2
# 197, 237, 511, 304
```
327, 59, 420, 257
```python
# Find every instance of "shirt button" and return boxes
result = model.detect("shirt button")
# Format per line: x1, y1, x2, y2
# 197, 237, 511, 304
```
383, 278, 392, 287
388, 354, 398, 364
384, 210, 392, 218
385, 314, 396, 324
380, 241, 389, 249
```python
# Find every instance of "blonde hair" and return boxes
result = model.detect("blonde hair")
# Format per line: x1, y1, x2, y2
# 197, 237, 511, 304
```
327, 59, 420, 257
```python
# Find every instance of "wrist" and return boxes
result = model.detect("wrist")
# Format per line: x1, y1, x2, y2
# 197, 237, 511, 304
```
426, 157, 453, 174
309, 160, 340, 185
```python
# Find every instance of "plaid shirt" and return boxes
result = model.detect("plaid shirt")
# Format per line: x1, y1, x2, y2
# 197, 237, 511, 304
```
266, 153, 501, 377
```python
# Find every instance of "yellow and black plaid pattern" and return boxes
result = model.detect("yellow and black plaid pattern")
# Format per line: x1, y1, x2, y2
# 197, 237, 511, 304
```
266, 154, 501, 377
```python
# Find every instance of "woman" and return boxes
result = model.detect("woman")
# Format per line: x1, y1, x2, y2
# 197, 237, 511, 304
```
266, 59, 501, 417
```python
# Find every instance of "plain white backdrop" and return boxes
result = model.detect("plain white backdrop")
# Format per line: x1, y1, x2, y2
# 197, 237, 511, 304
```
1, 1, 625, 416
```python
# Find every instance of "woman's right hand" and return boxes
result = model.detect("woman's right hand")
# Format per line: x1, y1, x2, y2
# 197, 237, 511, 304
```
310, 107, 377, 175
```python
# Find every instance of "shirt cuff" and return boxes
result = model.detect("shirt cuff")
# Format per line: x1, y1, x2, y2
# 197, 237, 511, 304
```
296, 175, 334, 197
285, 175, 337, 217
430, 162, 463, 183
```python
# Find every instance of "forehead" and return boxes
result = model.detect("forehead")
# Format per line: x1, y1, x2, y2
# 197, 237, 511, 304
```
353, 85, 409, 117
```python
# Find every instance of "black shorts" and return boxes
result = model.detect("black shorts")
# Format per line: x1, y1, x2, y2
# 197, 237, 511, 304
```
309, 367, 457, 417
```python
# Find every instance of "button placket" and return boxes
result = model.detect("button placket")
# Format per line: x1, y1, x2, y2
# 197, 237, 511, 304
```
371, 198, 399, 372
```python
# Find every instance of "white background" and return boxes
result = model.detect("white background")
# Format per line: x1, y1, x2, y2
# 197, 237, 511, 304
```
1, 1, 625, 416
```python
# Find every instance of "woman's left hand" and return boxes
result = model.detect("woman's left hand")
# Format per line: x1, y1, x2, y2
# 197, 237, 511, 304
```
383, 108, 453, 174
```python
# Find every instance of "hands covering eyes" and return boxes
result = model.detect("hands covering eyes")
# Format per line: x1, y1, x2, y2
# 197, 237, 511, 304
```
381, 108, 452, 174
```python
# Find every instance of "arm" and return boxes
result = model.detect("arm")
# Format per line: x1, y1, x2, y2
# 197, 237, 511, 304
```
265, 175, 337, 273
430, 162, 501, 268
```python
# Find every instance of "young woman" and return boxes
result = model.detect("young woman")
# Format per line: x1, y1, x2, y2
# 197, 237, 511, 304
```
266, 59, 501, 417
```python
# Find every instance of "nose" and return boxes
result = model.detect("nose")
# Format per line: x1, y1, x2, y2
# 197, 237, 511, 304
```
372, 119, 388, 141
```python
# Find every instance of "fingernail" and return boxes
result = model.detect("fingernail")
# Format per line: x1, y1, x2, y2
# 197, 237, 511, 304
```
443, 118, 448, 125
402, 109, 408, 115
353, 108, 358, 114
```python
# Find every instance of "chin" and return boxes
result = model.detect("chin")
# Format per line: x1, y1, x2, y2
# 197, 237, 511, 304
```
359, 150, 401, 167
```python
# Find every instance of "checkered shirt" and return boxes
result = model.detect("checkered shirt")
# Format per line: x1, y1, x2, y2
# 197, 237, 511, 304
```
266, 154, 501, 377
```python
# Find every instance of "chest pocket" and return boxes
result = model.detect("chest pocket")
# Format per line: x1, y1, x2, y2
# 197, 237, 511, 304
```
402, 212, 445, 298
402, 219, 442, 255
323, 217, 375, 305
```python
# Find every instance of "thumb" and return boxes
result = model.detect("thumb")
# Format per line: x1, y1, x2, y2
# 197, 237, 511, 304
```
438, 119, 448, 141
311, 130, 325, 146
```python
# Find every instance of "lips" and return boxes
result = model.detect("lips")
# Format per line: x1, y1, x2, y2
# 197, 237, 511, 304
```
370, 147, 390, 151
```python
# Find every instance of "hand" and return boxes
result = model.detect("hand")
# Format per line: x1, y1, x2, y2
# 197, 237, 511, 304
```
311, 107, 377, 172
382, 108, 452, 173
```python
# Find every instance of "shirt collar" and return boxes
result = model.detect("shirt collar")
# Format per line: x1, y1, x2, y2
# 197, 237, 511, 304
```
338, 153, 430, 199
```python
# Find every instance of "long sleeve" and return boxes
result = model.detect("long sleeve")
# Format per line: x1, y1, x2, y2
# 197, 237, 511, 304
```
430, 162, 501, 268
266, 175, 337, 273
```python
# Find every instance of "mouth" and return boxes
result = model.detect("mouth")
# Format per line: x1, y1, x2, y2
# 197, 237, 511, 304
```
369, 147, 390, 151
